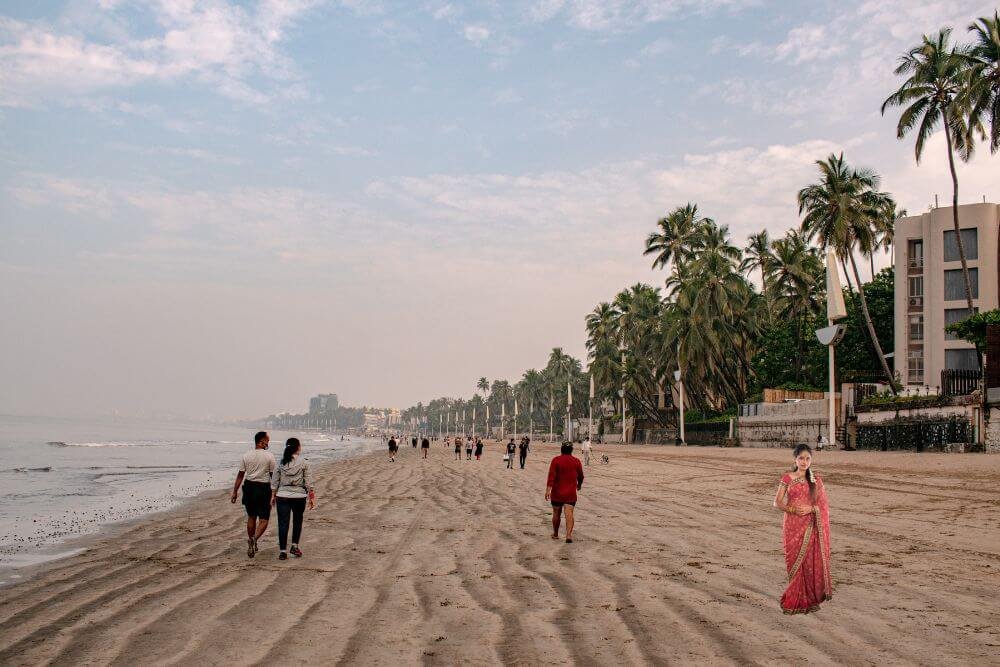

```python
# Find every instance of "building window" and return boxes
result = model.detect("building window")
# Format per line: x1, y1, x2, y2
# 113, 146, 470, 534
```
945, 348, 979, 371
943, 228, 978, 262
908, 314, 923, 341
907, 349, 924, 384
944, 268, 979, 300
908, 275, 923, 307
945, 307, 978, 341
908, 239, 923, 268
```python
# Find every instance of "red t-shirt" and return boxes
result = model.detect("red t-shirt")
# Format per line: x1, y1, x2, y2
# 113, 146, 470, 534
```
546, 454, 584, 503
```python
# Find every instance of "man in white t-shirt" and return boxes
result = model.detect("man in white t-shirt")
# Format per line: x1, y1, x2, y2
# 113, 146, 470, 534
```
231, 431, 276, 558
581, 439, 593, 466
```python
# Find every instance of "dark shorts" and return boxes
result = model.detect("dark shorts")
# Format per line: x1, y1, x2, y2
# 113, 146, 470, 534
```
421, 443, 430, 449
242, 480, 272, 519
551, 501, 577, 508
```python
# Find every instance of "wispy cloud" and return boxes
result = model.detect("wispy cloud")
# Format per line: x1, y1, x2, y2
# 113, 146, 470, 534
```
0, 0, 320, 108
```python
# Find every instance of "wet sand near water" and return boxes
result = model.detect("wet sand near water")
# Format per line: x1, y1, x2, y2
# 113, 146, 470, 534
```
0, 443, 997, 665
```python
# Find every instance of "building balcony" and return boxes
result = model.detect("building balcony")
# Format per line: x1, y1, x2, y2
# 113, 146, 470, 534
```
908, 295, 923, 311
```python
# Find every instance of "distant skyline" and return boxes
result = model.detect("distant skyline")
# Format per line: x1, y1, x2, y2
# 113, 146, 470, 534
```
2, 0, 999, 419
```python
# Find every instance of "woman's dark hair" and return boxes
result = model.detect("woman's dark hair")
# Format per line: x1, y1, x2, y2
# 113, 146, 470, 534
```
282, 438, 301, 466
791, 443, 816, 499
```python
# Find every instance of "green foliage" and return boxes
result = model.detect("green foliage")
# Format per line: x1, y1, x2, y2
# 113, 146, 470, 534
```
861, 392, 946, 408
944, 308, 1000, 351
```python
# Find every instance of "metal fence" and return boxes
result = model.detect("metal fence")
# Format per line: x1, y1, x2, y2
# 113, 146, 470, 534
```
855, 417, 972, 451
941, 369, 982, 397
739, 403, 761, 417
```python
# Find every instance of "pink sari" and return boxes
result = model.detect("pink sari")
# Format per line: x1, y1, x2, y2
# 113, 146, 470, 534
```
778, 472, 832, 614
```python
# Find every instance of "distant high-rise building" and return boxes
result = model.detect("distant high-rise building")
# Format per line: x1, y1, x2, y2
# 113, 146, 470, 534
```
309, 393, 339, 416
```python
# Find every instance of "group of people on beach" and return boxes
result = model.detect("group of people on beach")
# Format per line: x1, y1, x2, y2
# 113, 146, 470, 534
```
231, 431, 832, 615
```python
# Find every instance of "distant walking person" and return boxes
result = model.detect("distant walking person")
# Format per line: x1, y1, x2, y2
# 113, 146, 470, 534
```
465, 436, 473, 460
421, 436, 430, 459
388, 435, 398, 462
506, 439, 516, 469
231, 431, 276, 558
773, 443, 832, 614
545, 442, 584, 543
518, 436, 530, 469
454, 437, 462, 460
474, 438, 484, 460
412, 435, 418, 449
581, 438, 593, 466
270, 437, 315, 560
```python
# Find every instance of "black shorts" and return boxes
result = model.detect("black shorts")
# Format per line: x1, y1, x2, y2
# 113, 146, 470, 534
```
242, 480, 272, 519
551, 501, 576, 508
421, 443, 429, 449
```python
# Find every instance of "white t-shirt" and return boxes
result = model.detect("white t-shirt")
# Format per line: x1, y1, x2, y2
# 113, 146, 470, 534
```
239, 448, 276, 483
581, 440, 592, 452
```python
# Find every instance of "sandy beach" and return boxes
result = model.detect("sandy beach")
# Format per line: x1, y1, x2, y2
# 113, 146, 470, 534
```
1, 442, 998, 665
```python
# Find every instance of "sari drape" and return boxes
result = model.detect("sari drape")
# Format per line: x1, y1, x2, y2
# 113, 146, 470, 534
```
779, 473, 832, 614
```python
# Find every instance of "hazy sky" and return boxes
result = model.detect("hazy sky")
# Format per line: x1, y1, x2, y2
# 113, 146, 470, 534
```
2, 0, 999, 420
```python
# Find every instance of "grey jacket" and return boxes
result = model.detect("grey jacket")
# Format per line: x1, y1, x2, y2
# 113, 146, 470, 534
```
270, 457, 312, 499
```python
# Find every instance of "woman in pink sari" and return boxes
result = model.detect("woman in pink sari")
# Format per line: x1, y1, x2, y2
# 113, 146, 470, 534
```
773, 443, 832, 614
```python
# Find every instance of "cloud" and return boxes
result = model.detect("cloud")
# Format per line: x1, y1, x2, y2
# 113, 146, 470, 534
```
0, 1, 320, 108
530, 0, 758, 32
463, 24, 490, 43
774, 24, 842, 64
491, 87, 522, 105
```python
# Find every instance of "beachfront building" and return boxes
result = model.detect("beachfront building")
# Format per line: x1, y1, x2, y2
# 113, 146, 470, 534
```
309, 393, 339, 416
894, 203, 1000, 389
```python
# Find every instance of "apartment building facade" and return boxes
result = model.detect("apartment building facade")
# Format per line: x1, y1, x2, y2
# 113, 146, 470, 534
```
894, 203, 1000, 389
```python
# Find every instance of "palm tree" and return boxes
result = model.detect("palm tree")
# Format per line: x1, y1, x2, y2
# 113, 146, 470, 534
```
741, 230, 774, 292
882, 29, 976, 313
644, 203, 710, 273
798, 153, 897, 391
766, 231, 824, 382
964, 12, 1000, 152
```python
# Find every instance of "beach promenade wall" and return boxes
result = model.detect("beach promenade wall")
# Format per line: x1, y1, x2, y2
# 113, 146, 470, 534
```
737, 399, 830, 448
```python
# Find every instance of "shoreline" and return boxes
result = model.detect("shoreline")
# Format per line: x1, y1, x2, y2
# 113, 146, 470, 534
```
1, 443, 997, 664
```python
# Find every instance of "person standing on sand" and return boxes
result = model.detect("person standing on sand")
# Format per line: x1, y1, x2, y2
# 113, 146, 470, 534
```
412, 435, 418, 449
421, 436, 430, 459
581, 438, 593, 466
231, 431, 276, 558
388, 435, 398, 462
474, 438, 483, 460
454, 437, 462, 461
506, 439, 516, 469
773, 443, 832, 615
465, 436, 473, 460
545, 442, 584, 543
270, 437, 315, 560
518, 436, 530, 469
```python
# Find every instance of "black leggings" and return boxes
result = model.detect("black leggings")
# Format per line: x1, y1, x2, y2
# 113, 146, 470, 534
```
276, 497, 306, 551
519, 452, 527, 468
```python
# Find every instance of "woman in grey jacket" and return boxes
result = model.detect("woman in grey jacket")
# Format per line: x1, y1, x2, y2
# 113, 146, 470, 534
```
270, 438, 315, 560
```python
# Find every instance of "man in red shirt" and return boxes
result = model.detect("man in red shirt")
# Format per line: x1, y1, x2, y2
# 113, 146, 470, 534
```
545, 442, 585, 543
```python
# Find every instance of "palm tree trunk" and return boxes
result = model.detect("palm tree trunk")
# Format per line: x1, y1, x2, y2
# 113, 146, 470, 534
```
869, 253, 876, 282
849, 253, 898, 394
942, 108, 976, 313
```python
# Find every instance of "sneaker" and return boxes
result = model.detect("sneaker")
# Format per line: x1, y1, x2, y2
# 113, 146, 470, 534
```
278, 551, 288, 560
247, 538, 255, 558
290, 545, 303, 557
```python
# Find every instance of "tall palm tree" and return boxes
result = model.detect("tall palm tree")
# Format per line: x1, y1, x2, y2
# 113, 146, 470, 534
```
766, 231, 824, 382
741, 230, 774, 292
643, 203, 711, 273
882, 29, 976, 312
964, 12, 1000, 153
798, 153, 897, 391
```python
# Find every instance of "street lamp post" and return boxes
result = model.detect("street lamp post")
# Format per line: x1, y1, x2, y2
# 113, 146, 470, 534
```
674, 369, 685, 445
549, 392, 554, 443
589, 374, 594, 443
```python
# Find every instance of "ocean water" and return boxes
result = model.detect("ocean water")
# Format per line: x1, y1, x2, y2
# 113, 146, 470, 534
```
0, 414, 382, 580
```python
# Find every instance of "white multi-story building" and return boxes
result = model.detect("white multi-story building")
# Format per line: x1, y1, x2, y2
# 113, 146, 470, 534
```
894, 203, 1000, 389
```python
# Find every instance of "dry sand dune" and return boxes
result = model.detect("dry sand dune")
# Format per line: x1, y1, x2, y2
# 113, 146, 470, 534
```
1, 443, 998, 666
